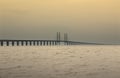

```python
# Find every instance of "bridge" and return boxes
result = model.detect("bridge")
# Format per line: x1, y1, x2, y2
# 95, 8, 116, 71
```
0, 32, 99, 46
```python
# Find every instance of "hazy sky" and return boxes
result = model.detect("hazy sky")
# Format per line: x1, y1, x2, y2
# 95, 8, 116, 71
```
0, 0, 120, 44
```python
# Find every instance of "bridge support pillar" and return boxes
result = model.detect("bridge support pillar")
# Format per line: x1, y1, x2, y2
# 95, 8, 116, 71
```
29, 41, 32, 46
33, 41, 36, 46
12, 41, 14, 46
21, 41, 24, 46
46, 41, 48, 46
52, 41, 55, 45
6, 41, 9, 46
25, 41, 28, 46
49, 41, 52, 46
37, 41, 39, 46
1, 41, 3, 46
54, 41, 57, 45
43, 41, 45, 46
16, 41, 19, 46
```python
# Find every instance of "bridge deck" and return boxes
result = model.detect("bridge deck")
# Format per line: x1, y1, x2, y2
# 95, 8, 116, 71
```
0, 40, 99, 46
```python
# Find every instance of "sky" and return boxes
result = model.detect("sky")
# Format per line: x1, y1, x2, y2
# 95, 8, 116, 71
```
0, 0, 120, 44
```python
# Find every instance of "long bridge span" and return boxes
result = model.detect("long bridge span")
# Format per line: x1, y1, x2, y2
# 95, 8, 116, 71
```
0, 40, 87, 46
0, 32, 99, 46
0, 40, 99, 46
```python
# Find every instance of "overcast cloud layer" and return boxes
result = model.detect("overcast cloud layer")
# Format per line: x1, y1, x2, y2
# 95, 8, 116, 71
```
0, 0, 120, 44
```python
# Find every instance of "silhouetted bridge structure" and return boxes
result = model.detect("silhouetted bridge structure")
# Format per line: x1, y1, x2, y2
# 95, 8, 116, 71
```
0, 32, 99, 46
0, 40, 99, 46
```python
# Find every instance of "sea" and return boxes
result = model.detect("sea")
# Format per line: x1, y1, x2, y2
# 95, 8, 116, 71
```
0, 45, 120, 78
